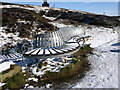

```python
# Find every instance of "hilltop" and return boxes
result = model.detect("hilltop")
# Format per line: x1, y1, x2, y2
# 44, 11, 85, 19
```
1, 1, 120, 51
2, 7, 57, 38
0, 2, 119, 89
1, 2, 120, 28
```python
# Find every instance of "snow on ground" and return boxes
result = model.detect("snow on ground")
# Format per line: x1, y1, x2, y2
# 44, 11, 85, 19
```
0, 4, 119, 87
28, 78, 38, 82
27, 85, 34, 88
0, 27, 31, 74
49, 22, 74, 28
46, 84, 52, 88
0, 27, 24, 48
0, 61, 15, 73
85, 26, 118, 48
43, 15, 56, 21
0, 82, 5, 87
72, 26, 118, 88
31, 57, 73, 77
0, 5, 34, 11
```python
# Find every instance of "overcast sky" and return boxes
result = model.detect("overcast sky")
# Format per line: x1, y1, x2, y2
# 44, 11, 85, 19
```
1, 0, 120, 2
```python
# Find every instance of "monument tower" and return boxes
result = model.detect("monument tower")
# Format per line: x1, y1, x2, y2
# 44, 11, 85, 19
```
42, 0, 49, 7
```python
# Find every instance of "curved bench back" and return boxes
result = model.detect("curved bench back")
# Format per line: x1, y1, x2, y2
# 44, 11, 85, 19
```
33, 31, 64, 49
58, 27, 84, 41
33, 27, 84, 49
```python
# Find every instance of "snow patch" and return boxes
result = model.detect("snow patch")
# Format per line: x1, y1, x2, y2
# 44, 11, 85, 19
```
43, 15, 56, 21
0, 83, 5, 87
28, 78, 38, 82
72, 26, 118, 88
50, 22, 74, 28
0, 61, 15, 73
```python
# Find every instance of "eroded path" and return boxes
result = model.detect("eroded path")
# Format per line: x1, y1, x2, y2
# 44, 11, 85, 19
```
72, 27, 119, 88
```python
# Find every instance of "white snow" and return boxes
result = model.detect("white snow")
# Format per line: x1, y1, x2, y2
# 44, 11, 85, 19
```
31, 57, 73, 76
28, 78, 38, 82
0, 27, 27, 48
17, 20, 31, 24
0, 61, 15, 73
27, 85, 34, 88
25, 84, 29, 87
0, 5, 34, 11
46, 84, 52, 88
43, 15, 56, 21
22, 67, 26, 73
50, 22, 73, 28
1, 3, 119, 88
31, 66, 45, 76
0, 83, 5, 87
72, 26, 118, 88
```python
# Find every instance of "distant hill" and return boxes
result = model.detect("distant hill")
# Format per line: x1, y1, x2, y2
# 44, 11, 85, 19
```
40, 7, 120, 28
2, 2, 57, 38
1, 2, 120, 39
2, 2, 120, 27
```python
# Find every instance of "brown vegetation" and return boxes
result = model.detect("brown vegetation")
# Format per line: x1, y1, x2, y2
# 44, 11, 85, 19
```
2, 8, 57, 38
